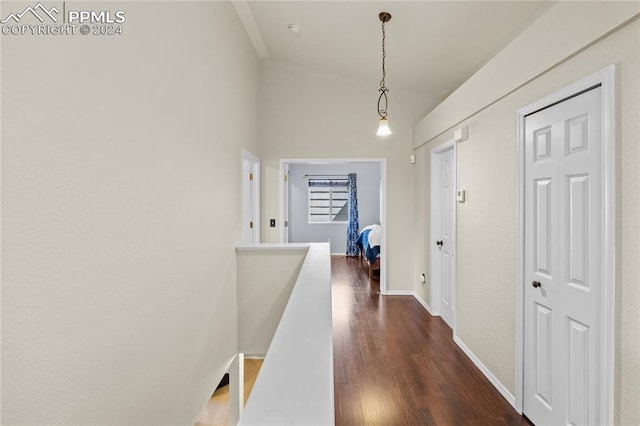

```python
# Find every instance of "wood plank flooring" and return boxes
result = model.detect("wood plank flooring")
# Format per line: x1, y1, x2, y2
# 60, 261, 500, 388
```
332, 255, 530, 425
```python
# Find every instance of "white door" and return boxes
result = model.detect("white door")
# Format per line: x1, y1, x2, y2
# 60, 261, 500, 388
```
433, 146, 456, 328
523, 87, 602, 425
241, 150, 260, 244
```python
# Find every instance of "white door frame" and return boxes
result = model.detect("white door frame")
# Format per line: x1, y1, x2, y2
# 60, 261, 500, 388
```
282, 162, 290, 243
430, 140, 457, 329
241, 149, 261, 244
515, 65, 616, 422
279, 158, 388, 294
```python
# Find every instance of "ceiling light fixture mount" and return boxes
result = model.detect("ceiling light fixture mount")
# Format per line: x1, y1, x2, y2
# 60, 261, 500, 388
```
287, 24, 301, 35
376, 11, 392, 137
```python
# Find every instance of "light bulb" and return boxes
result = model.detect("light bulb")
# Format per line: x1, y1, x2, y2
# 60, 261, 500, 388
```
376, 118, 392, 137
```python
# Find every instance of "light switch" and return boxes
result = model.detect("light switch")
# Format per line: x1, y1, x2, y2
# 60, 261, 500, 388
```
457, 189, 466, 202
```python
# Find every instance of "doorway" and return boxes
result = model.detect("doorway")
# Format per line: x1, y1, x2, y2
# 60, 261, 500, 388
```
516, 66, 615, 425
430, 140, 457, 329
241, 149, 260, 244
279, 158, 387, 294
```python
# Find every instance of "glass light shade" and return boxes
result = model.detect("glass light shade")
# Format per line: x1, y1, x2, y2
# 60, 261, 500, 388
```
376, 118, 392, 137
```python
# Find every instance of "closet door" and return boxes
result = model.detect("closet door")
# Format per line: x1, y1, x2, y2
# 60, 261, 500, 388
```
523, 86, 602, 425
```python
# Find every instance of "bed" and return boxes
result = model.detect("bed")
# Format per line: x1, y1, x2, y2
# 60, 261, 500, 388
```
356, 224, 381, 280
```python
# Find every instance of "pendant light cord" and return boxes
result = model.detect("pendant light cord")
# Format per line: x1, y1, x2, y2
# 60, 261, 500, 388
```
377, 17, 389, 119
380, 19, 387, 90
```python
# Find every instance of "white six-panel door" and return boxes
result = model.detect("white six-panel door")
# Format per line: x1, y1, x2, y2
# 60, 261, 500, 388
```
433, 146, 456, 328
523, 87, 602, 425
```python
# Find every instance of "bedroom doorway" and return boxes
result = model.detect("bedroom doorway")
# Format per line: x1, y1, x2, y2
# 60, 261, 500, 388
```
430, 140, 457, 329
279, 158, 387, 294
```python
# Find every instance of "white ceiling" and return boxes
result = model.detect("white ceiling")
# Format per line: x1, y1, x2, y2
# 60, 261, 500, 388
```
240, 1, 551, 98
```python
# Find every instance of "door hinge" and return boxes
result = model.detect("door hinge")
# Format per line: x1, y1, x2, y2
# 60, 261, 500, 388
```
284, 220, 288, 227
249, 173, 253, 181
249, 221, 253, 229
284, 174, 288, 182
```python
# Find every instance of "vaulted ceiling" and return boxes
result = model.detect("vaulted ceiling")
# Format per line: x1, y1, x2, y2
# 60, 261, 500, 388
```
236, 1, 552, 101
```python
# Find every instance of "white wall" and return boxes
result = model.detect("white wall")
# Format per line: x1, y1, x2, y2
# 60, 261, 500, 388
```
1, 2, 259, 424
236, 247, 307, 356
413, 6, 640, 424
288, 163, 380, 254
259, 59, 434, 292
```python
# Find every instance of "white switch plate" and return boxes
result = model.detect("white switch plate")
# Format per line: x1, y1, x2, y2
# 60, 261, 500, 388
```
409, 154, 416, 164
457, 189, 466, 202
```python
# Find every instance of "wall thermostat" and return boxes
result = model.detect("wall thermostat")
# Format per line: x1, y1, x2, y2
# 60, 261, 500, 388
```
457, 189, 466, 202
454, 126, 469, 142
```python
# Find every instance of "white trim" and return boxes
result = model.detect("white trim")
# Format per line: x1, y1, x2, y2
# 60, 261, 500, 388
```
236, 243, 310, 252
514, 65, 616, 422
243, 354, 266, 360
429, 140, 457, 331
279, 160, 286, 245
283, 162, 290, 243
380, 159, 387, 296
515, 92, 526, 414
454, 335, 517, 408
231, 1, 269, 59
384, 290, 414, 296
229, 352, 244, 425
279, 158, 388, 295
429, 149, 440, 316
600, 65, 616, 426
415, 292, 514, 408
413, 293, 433, 315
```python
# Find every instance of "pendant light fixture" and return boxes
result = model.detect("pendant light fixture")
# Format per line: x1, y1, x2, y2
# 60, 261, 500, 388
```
376, 11, 392, 137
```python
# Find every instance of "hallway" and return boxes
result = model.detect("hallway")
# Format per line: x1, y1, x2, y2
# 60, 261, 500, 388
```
331, 256, 530, 425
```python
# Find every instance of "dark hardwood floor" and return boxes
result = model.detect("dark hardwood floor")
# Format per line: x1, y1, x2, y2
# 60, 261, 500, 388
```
332, 255, 531, 425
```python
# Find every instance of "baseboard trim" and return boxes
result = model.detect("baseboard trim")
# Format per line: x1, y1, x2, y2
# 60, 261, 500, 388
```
413, 293, 433, 315
453, 335, 516, 409
384, 290, 414, 296
243, 354, 266, 359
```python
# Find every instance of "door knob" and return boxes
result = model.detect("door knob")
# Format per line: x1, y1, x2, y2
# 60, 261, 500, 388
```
532, 280, 541, 288
436, 240, 443, 247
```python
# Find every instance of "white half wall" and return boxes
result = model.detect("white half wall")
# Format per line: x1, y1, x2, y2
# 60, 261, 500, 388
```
239, 243, 334, 425
236, 245, 307, 356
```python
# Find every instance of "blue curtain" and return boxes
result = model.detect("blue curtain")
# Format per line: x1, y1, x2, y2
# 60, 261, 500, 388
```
345, 173, 360, 256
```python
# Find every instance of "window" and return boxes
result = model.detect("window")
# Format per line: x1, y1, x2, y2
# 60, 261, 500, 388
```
308, 178, 348, 223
